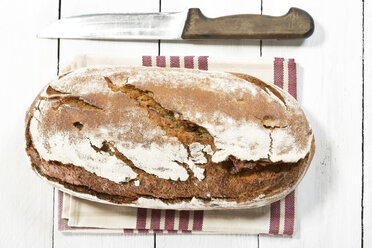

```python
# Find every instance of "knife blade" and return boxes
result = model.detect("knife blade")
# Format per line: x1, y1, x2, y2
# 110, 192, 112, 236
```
38, 8, 314, 40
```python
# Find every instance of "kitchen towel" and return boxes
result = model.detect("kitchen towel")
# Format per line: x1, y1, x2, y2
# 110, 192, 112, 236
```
57, 55, 298, 235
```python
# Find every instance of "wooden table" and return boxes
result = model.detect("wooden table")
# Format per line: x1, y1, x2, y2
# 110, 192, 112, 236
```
0, 0, 370, 247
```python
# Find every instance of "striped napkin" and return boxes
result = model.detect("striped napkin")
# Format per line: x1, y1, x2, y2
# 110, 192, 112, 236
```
58, 55, 298, 236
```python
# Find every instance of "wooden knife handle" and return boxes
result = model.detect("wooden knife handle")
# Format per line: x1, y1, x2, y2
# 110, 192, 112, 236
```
181, 8, 314, 39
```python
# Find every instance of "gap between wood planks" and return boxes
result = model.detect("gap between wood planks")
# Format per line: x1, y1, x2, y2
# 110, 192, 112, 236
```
258, 0, 262, 245
52, 0, 62, 247
157, 0, 161, 57
361, 0, 365, 247
155, 0, 161, 246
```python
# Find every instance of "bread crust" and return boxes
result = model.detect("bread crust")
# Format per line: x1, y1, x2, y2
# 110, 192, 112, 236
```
25, 66, 315, 209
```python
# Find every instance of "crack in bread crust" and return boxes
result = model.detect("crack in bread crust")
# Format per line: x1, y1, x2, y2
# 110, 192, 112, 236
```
104, 77, 216, 150
46, 86, 71, 95
39, 95, 103, 111
89, 139, 172, 182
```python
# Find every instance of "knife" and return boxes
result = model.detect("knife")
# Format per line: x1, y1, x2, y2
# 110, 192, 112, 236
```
38, 7, 314, 40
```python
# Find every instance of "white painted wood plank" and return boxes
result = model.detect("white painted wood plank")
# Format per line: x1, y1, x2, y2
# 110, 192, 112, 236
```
259, 1, 363, 247
364, 0, 371, 247
54, 1, 158, 247
0, 0, 58, 247
156, 234, 257, 248
55, 233, 152, 248
160, 0, 261, 57
157, 1, 261, 247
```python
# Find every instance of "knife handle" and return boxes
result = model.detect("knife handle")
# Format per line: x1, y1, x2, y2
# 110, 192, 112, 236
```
181, 8, 314, 39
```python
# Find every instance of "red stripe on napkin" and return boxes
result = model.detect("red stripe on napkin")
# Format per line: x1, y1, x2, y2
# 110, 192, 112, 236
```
282, 59, 297, 235
142, 56, 152, 67
136, 208, 147, 230
274, 57, 284, 88
283, 191, 295, 235
184, 56, 194, 69
288, 59, 297, 99
164, 210, 176, 230
156, 56, 166, 67
150, 209, 161, 230
198, 56, 209, 70
269, 201, 281, 235
192, 211, 204, 231
170, 56, 180, 68
178, 211, 190, 230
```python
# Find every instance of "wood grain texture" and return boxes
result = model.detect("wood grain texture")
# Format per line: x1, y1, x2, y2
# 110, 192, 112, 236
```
54, 0, 158, 247
0, 0, 58, 247
259, 1, 363, 247
182, 8, 314, 39
364, 0, 371, 247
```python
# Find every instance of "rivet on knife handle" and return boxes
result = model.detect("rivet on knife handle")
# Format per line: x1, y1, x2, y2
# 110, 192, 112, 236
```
181, 8, 314, 39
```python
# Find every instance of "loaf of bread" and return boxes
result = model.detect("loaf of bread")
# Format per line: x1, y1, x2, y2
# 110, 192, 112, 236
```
25, 66, 314, 209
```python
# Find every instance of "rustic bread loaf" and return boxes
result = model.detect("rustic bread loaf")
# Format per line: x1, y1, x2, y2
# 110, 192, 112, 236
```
25, 66, 314, 209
